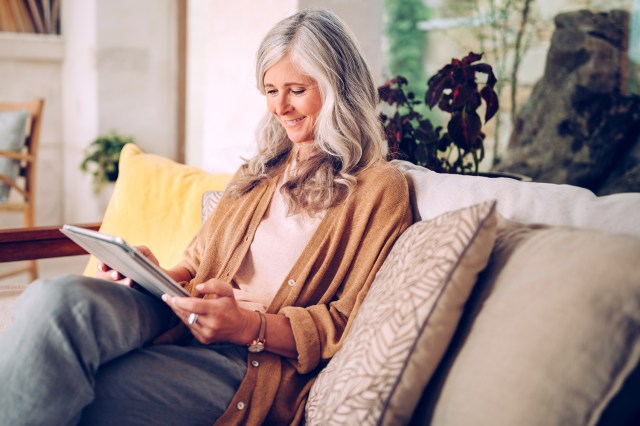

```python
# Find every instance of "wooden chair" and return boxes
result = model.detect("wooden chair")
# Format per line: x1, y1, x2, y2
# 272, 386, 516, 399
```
0, 98, 45, 281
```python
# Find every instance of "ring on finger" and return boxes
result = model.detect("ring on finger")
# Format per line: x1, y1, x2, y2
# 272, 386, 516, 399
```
187, 312, 199, 325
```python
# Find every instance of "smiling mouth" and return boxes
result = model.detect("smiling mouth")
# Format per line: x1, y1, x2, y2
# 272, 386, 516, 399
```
284, 117, 306, 126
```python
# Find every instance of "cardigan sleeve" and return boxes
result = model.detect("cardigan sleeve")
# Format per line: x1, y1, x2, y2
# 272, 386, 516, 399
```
280, 165, 413, 374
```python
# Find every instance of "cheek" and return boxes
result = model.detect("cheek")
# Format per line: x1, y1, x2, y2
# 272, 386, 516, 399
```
307, 94, 323, 118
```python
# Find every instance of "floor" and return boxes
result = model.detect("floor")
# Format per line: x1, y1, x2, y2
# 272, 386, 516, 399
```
0, 256, 90, 329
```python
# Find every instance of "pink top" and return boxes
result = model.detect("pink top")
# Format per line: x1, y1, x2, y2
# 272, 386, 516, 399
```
232, 172, 323, 312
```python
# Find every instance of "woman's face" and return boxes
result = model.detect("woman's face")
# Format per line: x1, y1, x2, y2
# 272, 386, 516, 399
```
264, 55, 322, 151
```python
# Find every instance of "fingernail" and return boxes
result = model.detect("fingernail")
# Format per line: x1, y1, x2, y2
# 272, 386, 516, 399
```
161, 294, 168, 302
111, 271, 118, 280
196, 284, 204, 291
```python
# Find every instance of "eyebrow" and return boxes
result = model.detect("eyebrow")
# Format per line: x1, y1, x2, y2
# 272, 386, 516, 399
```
263, 82, 311, 88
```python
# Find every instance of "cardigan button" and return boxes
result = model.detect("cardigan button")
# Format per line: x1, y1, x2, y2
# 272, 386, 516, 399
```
236, 401, 245, 410
287, 279, 296, 287
251, 360, 259, 368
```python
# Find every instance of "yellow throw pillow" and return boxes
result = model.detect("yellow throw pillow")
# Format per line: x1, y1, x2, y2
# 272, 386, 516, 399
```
83, 144, 233, 276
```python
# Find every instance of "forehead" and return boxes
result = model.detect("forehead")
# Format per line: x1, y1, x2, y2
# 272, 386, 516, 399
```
263, 55, 316, 86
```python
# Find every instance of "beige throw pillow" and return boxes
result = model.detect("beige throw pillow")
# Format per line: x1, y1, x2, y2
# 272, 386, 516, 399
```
305, 200, 498, 425
423, 219, 640, 426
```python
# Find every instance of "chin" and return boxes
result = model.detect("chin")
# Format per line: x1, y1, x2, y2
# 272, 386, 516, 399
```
287, 135, 311, 144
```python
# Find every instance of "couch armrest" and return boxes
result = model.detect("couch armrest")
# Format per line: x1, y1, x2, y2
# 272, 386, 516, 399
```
0, 223, 101, 262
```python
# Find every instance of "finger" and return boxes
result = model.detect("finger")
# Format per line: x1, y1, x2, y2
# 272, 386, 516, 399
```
161, 295, 194, 325
97, 261, 109, 272
107, 270, 133, 287
135, 245, 159, 266
171, 297, 207, 317
136, 245, 150, 255
119, 277, 133, 287
195, 280, 234, 298
96, 266, 133, 287
161, 295, 223, 334
189, 326, 208, 344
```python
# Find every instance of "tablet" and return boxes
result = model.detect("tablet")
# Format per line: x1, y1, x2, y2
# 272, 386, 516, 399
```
60, 224, 189, 298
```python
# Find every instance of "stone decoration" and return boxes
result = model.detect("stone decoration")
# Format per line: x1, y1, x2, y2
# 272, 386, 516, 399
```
497, 9, 640, 195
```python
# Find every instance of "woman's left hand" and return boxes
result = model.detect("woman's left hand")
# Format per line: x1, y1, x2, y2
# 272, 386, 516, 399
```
161, 279, 255, 346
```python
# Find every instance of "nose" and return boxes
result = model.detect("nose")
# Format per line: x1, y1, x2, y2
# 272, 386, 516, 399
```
274, 94, 291, 116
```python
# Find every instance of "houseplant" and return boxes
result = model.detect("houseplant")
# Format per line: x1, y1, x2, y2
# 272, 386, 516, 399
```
80, 131, 133, 194
379, 52, 499, 174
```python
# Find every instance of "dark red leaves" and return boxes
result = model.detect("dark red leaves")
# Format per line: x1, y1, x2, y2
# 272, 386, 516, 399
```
379, 52, 499, 174
480, 85, 499, 122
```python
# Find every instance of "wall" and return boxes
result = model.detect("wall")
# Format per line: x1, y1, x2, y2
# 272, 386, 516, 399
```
95, 1, 177, 160
2, 0, 383, 227
0, 33, 64, 228
60, 0, 99, 225
186, 0, 384, 174
62, 0, 178, 224
185, 0, 297, 174
1, 0, 177, 227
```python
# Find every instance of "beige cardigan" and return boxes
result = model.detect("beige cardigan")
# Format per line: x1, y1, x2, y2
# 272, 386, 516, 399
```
176, 161, 412, 425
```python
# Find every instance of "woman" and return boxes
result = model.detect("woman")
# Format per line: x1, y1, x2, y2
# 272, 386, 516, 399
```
0, 9, 412, 425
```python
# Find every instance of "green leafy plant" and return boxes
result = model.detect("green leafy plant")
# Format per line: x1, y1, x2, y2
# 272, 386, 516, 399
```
379, 52, 499, 174
80, 132, 132, 193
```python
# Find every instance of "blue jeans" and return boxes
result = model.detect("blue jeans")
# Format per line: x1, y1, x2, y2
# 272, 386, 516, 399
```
0, 275, 246, 426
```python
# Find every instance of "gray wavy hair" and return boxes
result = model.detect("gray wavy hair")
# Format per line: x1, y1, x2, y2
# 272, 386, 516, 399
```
227, 9, 387, 215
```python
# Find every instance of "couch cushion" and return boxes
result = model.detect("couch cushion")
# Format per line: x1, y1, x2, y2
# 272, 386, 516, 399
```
418, 219, 640, 425
0, 110, 29, 202
84, 144, 233, 275
305, 200, 497, 425
393, 160, 640, 237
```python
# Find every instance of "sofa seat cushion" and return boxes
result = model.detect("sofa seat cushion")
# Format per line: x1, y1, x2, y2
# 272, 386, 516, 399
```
84, 144, 233, 275
416, 219, 640, 425
305, 200, 497, 425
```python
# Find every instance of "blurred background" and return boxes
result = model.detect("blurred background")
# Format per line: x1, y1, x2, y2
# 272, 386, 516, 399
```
0, 0, 638, 227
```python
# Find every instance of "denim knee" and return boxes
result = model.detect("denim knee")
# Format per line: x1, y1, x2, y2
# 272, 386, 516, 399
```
15, 275, 100, 321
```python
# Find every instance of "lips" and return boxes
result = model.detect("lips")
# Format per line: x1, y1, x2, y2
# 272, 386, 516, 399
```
283, 116, 306, 127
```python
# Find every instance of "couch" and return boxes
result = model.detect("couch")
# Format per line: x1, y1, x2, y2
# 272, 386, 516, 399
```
1, 144, 639, 425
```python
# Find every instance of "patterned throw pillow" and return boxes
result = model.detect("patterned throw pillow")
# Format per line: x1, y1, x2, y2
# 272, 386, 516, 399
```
305, 200, 498, 425
201, 190, 224, 223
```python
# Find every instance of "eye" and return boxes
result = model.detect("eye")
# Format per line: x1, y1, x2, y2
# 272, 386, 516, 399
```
292, 89, 305, 95
266, 89, 277, 96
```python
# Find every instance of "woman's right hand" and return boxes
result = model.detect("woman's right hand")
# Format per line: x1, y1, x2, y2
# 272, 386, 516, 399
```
96, 260, 133, 287
96, 244, 160, 287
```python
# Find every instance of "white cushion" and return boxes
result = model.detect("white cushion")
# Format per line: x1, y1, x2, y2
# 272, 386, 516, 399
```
394, 160, 640, 237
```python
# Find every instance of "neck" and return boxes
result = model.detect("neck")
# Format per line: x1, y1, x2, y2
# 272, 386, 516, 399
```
293, 143, 315, 162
